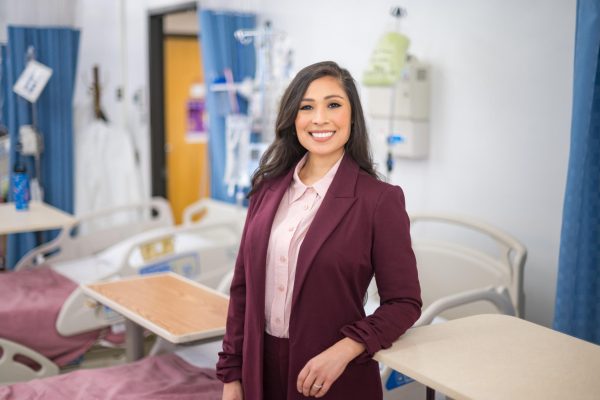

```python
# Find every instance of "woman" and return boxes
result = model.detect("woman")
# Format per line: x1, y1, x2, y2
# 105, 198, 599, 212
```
217, 61, 421, 400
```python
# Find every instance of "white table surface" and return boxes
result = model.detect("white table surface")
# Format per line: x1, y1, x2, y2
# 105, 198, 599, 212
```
374, 314, 600, 400
0, 201, 76, 235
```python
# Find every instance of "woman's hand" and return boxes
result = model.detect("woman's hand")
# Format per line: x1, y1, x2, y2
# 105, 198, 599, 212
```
222, 380, 243, 400
296, 338, 365, 398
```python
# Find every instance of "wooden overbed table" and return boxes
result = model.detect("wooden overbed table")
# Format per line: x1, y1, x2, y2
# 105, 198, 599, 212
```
81, 272, 228, 361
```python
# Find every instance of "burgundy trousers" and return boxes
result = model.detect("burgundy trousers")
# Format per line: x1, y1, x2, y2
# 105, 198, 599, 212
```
263, 333, 290, 400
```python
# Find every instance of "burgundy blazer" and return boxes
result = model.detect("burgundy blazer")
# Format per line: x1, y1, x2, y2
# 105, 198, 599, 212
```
216, 153, 422, 400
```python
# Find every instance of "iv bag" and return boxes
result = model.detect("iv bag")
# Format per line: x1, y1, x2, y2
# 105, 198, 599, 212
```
363, 32, 410, 87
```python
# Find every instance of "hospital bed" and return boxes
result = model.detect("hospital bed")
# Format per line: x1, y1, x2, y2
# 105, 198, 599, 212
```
371, 213, 527, 400
0, 275, 230, 398
0, 198, 173, 381
13, 197, 245, 272
0, 210, 523, 391
0, 198, 247, 384
0, 268, 232, 396
13, 197, 174, 271
0, 212, 526, 399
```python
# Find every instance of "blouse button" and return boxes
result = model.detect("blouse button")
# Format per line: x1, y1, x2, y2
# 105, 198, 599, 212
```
280, 255, 287, 263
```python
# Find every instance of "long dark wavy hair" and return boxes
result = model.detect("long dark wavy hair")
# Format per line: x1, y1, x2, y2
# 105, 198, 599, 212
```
249, 61, 380, 196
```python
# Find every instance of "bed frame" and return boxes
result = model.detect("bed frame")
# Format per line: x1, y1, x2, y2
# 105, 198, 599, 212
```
378, 213, 527, 400
56, 218, 243, 336
14, 197, 174, 271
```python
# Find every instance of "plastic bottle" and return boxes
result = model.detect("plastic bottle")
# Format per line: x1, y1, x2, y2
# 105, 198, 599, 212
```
12, 160, 30, 211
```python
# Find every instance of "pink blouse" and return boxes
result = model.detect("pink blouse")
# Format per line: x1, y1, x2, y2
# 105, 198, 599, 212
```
264, 153, 343, 338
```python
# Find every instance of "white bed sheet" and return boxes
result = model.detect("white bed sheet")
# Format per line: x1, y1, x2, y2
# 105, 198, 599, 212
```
50, 229, 227, 285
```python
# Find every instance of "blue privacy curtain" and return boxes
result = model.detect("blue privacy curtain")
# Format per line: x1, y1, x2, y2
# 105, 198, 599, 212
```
1, 45, 7, 135
198, 10, 256, 202
554, 0, 600, 344
0, 44, 9, 139
1, 45, 8, 205
4, 26, 80, 269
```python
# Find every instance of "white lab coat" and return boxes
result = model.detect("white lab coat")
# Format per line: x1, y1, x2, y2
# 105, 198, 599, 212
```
75, 120, 144, 230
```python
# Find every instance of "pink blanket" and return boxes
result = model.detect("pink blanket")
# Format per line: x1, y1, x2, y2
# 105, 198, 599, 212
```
0, 353, 223, 400
0, 267, 99, 366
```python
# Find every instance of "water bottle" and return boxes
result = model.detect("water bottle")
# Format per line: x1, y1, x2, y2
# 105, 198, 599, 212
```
12, 161, 30, 211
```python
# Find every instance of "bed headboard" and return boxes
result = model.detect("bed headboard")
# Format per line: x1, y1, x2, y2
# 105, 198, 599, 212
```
410, 213, 527, 319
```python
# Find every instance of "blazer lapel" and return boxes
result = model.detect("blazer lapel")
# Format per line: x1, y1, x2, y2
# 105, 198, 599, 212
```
291, 153, 359, 311
247, 168, 294, 316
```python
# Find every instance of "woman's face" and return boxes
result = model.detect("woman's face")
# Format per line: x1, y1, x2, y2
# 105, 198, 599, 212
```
294, 76, 351, 164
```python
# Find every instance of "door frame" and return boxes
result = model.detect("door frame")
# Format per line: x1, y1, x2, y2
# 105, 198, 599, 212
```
148, 1, 198, 198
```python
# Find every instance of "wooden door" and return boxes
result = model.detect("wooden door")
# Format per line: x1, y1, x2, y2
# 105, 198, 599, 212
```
164, 35, 210, 223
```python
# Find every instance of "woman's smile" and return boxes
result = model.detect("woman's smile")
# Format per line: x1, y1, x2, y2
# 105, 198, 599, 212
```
309, 130, 336, 141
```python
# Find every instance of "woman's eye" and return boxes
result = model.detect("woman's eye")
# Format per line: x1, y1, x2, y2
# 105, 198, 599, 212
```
299, 104, 312, 111
328, 102, 341, 108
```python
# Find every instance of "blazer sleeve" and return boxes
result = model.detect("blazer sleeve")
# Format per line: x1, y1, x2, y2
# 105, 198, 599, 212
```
215, 195, 257, 382
341, 185, 422, 362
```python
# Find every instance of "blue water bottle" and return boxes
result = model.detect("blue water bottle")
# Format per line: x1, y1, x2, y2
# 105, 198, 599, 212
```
12, 161, 30, 211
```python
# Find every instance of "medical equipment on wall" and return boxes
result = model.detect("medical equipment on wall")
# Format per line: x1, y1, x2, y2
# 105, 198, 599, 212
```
363, 7, 410, 87
364, 8, 430, 177
368, 57, 430, 159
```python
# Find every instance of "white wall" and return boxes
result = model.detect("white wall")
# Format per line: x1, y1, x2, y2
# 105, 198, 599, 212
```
258, 0, 575, 326
72, 0, 151, 196
0, 0, 77, 43
72, 0, 575, 326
